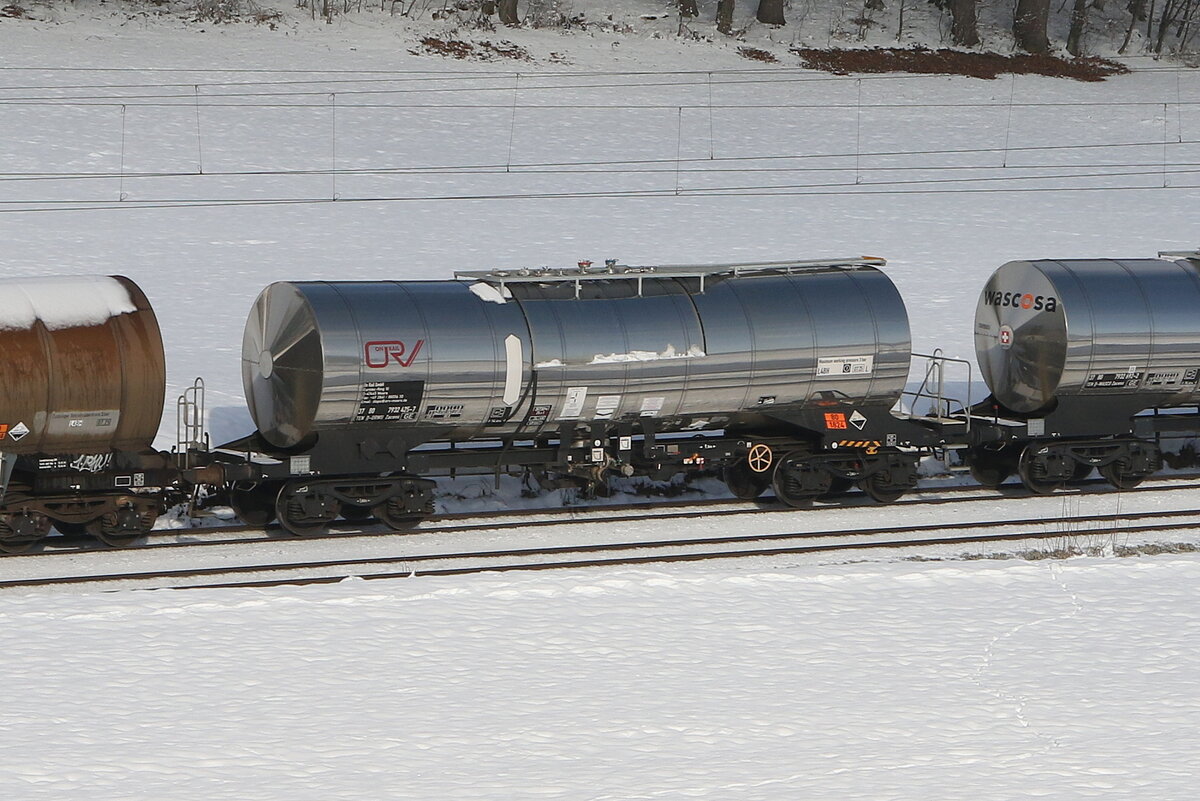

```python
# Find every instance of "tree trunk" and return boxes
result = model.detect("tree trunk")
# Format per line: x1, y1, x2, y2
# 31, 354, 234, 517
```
1067, 0, 1090, 54
482, 1, 496, 15
498, 0, 518, 25
1153, 0, 1180, 52
1119, 0, 1146, 51
716, 0, 735, 34
949, 0, 980, 46
679, 0, 699, 17
756, 0, 786, 24
1013, 0, 1051, 53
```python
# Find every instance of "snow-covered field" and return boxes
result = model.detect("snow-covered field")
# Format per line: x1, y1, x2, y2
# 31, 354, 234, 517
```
1, 13, 1199, 800
4, 557, 1199, 799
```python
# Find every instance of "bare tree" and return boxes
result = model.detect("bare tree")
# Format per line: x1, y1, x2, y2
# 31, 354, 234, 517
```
1013, 0, 1051, 53
1153, 0, 1199, 52
498, 0, 518, 25
1119, 0, 1148, 52
717, 0, 735, 34
949, 0, 981, 46
679, 0, 699, 16
1067, 0, 1090, 54
757, 0, 786, 24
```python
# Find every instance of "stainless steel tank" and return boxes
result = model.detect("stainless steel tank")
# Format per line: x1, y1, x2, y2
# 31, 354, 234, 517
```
243, 260, 912, 449
974, 254, 1200, 414
0, 275, 166, 455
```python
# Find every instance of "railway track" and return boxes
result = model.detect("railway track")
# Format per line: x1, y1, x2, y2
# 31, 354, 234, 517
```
11, 472, 1200, 559
4, 501, 1200, 593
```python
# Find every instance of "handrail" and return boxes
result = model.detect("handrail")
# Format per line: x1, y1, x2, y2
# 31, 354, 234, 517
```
456, 257, 887, 297
904, 350, 973, 432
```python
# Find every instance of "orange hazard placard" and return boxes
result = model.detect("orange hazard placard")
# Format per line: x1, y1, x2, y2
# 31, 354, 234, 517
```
824, 412, 847, 430
0, 424, 8, 440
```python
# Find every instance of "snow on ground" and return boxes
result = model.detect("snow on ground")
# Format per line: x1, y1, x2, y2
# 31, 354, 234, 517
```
2, 556, 1199, 799
1, 14, 1199, 800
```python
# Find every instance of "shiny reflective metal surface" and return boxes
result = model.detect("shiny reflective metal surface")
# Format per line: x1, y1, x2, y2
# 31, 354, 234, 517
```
0, 276, 165, 455
975, 257, 1200, 413
244, 264, 911, 448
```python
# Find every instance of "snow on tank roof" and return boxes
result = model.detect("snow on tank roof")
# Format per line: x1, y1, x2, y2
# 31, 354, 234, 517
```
0, 275, 138, 332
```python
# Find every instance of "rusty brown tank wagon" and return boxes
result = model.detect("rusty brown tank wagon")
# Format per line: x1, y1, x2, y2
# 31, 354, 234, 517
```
5, 251, 1200, 552
0, 275, 183, 548
0, 275, 165, 455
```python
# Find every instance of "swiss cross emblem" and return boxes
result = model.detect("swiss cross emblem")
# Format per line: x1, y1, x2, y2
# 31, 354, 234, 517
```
998, 325, 1013, 349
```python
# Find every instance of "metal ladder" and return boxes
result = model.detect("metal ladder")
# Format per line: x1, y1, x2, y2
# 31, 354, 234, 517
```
175, 377, 208, 469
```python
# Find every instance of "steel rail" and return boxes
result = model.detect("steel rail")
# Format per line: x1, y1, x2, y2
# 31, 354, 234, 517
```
4, 506, 1199, 592
11, 474, 1200, 559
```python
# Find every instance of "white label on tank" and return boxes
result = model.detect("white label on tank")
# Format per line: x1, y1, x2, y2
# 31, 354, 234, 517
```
639, 397, 665, 417
817, 355, 875, 378
1027, 419, 1046, 436
594, 395, 621, 421
503, 334, 522, 406
45, 410, 120, 437
560, 387, 588, 419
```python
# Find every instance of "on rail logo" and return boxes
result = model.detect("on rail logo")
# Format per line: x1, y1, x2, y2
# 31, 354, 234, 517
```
983, 289, 1058, 312
365, 339, 425, 368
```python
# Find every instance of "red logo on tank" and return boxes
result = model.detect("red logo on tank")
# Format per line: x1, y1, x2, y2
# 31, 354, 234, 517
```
365, 340, 425, 368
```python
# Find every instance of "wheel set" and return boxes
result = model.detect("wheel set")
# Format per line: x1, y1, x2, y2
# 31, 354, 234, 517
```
723, 443, 919, 507
968, 439, 1161, 495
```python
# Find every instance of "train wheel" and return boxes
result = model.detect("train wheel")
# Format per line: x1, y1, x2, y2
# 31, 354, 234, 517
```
858, 472, 906, 504
275, 482, 339, 537
965, 446, 1016, 489
1017, 446, 1065, 495
229, 482, 280, 527
0, 512, 49, 554
370, 499, 423, 532
86, 507, 155, 548
1099, 462, 1146, 490
723, 460, 770, 500
771, 451, 826, 508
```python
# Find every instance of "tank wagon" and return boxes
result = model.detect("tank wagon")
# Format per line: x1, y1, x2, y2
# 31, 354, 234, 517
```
966, 251, 1200, 492
0, 275, 187, 548
227, 258, 955, 535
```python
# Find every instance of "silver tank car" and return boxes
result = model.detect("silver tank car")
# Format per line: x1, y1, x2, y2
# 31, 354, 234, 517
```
974, 253, 1200, 414
243, 259, 911, 449
0, 275, 166, 455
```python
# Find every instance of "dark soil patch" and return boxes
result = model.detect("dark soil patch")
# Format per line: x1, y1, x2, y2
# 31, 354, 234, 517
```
411, 37, 532, 62
1, 4, 29, 18
792, 47, 1129, 82
739, 47, 778, 64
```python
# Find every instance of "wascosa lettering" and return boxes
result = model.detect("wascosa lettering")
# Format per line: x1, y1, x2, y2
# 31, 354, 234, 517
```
983, 290, 1058, 312
364, 340, 425, 368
